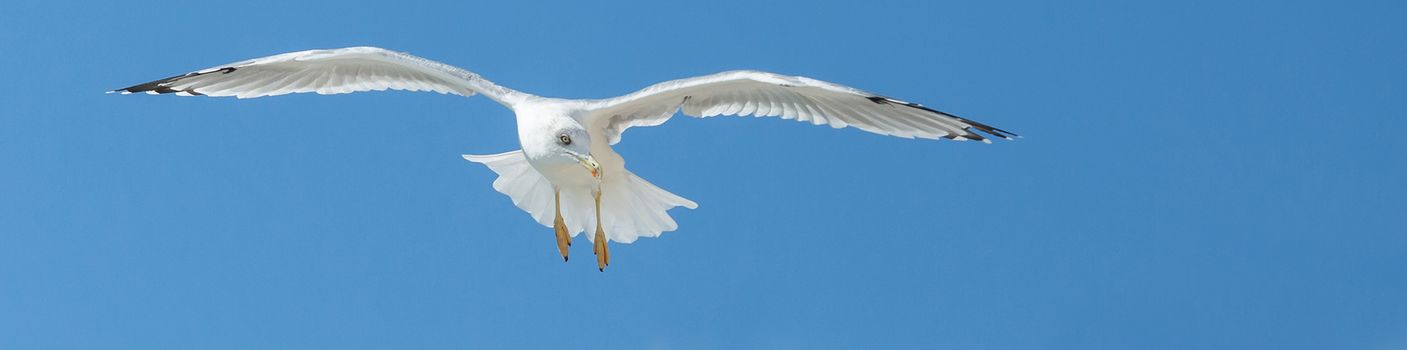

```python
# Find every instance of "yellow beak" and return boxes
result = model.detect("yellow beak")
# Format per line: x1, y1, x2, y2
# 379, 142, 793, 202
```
578, 155, 602, 179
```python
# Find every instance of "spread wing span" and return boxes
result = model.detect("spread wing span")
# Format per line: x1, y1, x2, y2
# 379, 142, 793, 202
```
581, 70, 1015, 144
112, 46, 526, 107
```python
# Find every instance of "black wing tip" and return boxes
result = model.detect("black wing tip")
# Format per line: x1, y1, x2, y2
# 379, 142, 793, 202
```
955, 117, 1019, 141
867, 95, 1019, 141
112, 74, 196, 96
112, 67, 235, 96
110, 83, 205, 96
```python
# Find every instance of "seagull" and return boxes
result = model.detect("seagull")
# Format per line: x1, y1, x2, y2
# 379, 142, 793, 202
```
114, 46, 1016, 271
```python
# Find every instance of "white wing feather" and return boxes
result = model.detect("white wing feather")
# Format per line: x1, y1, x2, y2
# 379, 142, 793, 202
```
112, 46, 530, 108
579, 70, 1015, 144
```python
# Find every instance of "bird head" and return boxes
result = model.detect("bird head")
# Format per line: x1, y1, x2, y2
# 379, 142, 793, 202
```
521, 117, 601, 181
554, 128, 601, 179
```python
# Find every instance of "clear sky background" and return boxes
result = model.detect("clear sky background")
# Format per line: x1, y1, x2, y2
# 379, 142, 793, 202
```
1, 1, 1404, 349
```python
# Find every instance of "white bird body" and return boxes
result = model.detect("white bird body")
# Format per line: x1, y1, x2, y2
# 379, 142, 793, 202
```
493, 99, 693, 244
115, 46, 1014, 269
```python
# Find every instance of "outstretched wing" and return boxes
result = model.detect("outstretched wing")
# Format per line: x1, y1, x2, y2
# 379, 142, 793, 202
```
579, 70, 1015, 144
112, 46, 528, 107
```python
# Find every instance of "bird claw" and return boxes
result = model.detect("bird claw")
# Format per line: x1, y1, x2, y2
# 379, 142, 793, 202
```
593, 188, 609, 271
593, 226, 609, 271
553, 217, 570, 262
553, 190, 571, 262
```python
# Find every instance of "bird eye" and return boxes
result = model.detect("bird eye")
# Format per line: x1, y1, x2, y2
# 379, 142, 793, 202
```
558, 134, 572, 145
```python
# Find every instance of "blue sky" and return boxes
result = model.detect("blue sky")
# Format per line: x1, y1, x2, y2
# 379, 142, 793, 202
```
2, 1, 1404, 349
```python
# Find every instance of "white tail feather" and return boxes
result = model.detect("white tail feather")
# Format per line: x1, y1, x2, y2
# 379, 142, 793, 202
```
463, 150, 697, 243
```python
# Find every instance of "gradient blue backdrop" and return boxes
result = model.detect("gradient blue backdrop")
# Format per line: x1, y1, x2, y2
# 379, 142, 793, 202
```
2, 1, 1404, 349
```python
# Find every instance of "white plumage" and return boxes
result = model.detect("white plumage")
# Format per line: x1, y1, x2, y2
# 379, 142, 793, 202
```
464, 150, 696, 244
582, 70, 1013, 144
115, 46, 1014, 269
113, 47, 524, 105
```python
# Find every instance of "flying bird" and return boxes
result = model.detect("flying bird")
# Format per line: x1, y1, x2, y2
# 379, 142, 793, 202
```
114, 46, 1016, 271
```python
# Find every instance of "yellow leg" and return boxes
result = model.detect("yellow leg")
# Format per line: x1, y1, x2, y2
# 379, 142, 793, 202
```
592, 188, 609, 271
553, 190, 570, 262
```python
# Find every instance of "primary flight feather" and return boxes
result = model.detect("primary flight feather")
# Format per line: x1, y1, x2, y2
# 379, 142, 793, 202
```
114, 46, 1016, 271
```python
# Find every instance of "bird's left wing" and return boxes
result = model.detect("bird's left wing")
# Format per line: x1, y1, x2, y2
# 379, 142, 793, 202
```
579, 70, 1015, 145
112, 46, 527, 108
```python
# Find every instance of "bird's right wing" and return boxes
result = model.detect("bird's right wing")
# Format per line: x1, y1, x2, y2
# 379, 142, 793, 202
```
112, 46, 529, 108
